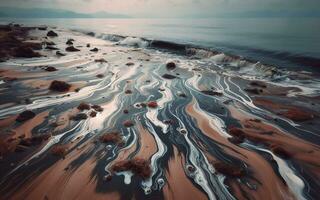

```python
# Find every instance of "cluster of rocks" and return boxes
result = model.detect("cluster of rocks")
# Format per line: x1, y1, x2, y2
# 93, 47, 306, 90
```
69, 103, 104, 121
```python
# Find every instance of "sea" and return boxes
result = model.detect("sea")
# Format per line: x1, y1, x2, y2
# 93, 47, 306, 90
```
1, 17, 320, 72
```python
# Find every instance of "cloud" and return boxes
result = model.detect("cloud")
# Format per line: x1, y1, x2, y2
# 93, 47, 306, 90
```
0, 0, 319, 17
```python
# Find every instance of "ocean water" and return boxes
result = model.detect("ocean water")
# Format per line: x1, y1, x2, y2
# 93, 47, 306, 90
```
1, 18, 320, 71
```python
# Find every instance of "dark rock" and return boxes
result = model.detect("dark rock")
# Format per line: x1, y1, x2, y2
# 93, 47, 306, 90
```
16, 110, 36, 122
163, 119, 174, 125
90, 48, 98, 52
86, 43, 90, 48
92, 105, 104, 112
126, 62, 134, 66
201, 90, 223, 96
95, 58, 107, 63
45, 46, 59, 50
77, 102, 91, 111
38, 26, 47, 31
45, 66, 57, 72
49, 80, 71, 92
162, 74, 177, 79
66, 39, 74, 45
47, 30, 58, 37
178, 92, 187, 98
96, 74, 104, 78
90, 111, 97, 118
123, 109, 129, 114
166, 62, 176, 70
87, 32, 95, 37
66, 46, 80, 52
125, 89, 133, 94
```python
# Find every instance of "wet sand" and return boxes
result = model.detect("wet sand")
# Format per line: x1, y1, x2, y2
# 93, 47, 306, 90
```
0, 24, 319, 200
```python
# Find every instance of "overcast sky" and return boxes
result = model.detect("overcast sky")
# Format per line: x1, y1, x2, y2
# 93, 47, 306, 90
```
0, 0, 319, 17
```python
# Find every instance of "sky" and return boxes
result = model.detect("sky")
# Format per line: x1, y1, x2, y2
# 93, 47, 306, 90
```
0, 0, 319, 17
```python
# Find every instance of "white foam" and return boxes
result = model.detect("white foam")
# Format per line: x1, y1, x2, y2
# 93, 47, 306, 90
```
119, 37, 149, 48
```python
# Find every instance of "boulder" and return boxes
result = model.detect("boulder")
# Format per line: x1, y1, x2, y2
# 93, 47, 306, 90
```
65, 46, 80, 52
49, 80, 71, 92
166, 62, 176, 70
66, 39, 74, 45
16, 110, 36, 122
147, 101, 158, 108
201, 90, 223, 96
92, 105, 104, 112
47, 30, 58, 37
162, 74, 177, 79
77, 102, 91, 111
45, 66, 57, 72
90, 48, 98, 52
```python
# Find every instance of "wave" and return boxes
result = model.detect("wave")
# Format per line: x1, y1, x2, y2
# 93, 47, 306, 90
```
83, 31, 319, 81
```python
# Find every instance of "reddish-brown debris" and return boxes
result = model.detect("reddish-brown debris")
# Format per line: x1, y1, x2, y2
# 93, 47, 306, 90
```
111, 158, 152, 179
51, 145, 68, 158
100, 132, 124, 146
279, 108, 314, 122
90, 111, 97, 118
270, 145, 292, 159
77, 102, 91, 111
147, 101, 158, 108
213, 162, 245, 177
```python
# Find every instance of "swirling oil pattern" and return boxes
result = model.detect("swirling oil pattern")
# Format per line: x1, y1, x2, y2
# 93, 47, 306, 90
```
0, 27, 320, 200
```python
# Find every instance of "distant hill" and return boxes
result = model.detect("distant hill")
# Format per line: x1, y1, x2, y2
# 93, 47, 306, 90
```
0, 7, 130, 18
